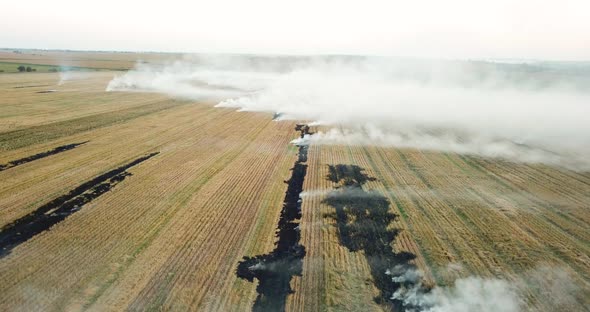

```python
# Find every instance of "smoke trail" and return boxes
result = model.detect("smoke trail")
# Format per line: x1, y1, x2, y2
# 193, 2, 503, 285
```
106, 56, 283, 100
388, 267, 521, 312
106, 55, 590, 171
58, 70, 93, 85
58, 71, 69, 85
220, 60, 590, 171
292, 127, 587, 171
388, 264, 586, 312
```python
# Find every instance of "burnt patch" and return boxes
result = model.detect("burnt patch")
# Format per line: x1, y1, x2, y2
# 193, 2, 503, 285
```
294, 123, 311, 137
0, 152, 158, 258
236, 124, 311, 312
326, 164, 377, 187
294, 124, 311, 163
323, 164, 423, 310
0, 141, 88, 172
14, 85, 50, 89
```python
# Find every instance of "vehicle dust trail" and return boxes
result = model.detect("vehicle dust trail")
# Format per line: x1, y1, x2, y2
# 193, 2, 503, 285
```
0, 152, 159, 258
0, 141, 88, 172
236, 124, 310, 312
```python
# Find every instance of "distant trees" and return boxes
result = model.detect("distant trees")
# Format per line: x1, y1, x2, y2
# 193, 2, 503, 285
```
16, 65, 36, 72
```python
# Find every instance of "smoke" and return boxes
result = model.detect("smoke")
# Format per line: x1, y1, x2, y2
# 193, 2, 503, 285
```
299, 189, 331, 198
424, 277, 520, 312
106, 55, 590, 171
58, 71, 93, 85
292, 127, 586, 170
388, 264, 585, 312
388, 266, 521, 312
518, 265, 583, 310
58, 71, 71, 85
106, 55, 283, 100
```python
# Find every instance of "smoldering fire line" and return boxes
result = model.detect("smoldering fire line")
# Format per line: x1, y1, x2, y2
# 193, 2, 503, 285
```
0, 152, 159, 258
236, 124, 311, 312
0, 141, 88, 172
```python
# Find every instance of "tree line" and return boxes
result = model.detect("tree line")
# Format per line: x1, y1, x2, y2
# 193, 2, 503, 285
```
17, 65, 37, 72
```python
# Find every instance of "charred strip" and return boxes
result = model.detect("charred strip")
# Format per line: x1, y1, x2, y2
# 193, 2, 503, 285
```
0, 141, 88, 172
323, 164, 425, 310
0, 152, 158, 258
236, 124, 310, 312
14, 85, 50, 89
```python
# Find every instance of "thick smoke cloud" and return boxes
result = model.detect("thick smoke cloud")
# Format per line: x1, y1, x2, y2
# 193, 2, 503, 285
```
387, 265, 582, 312
107, 55, 282, 99
106, 55, 590, 171
388, 267, 521, 312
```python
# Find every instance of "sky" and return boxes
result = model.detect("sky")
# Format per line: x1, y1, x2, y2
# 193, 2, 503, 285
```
2, 0, 589, 60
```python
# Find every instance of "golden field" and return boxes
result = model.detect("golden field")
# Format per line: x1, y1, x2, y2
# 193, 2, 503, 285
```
0, 50, 179, 71
0, 55, 588, 311
291, 143, 589, 311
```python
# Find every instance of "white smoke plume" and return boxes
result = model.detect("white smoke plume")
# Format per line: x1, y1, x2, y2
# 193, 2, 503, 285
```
517, 266, 584, 310
57, 70, 94, 85
388, 267, 521, 312
387, 265, 584, 312
292, 127, 585, 170
106, 55, 590, 171
299, 189, 331, 198
420, 277, 520, 312
58, 71, 73, 85
387, 266, 519, 312
106, 55, 284, 100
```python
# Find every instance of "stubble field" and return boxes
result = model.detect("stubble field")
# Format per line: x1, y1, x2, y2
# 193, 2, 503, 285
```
0, 51, 588, 311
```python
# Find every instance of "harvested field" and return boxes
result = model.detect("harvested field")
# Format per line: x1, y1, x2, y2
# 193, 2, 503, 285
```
289, 143, 590, 311
0, 152, 158, 257
0, 50, 179, 71
0, 70, 301, 311
0, 63, 588, 312
0, 141, 87, 171
236, 124, 310, 311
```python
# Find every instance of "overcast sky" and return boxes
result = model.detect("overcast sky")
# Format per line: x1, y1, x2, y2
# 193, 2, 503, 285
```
2, 0, 589, 60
